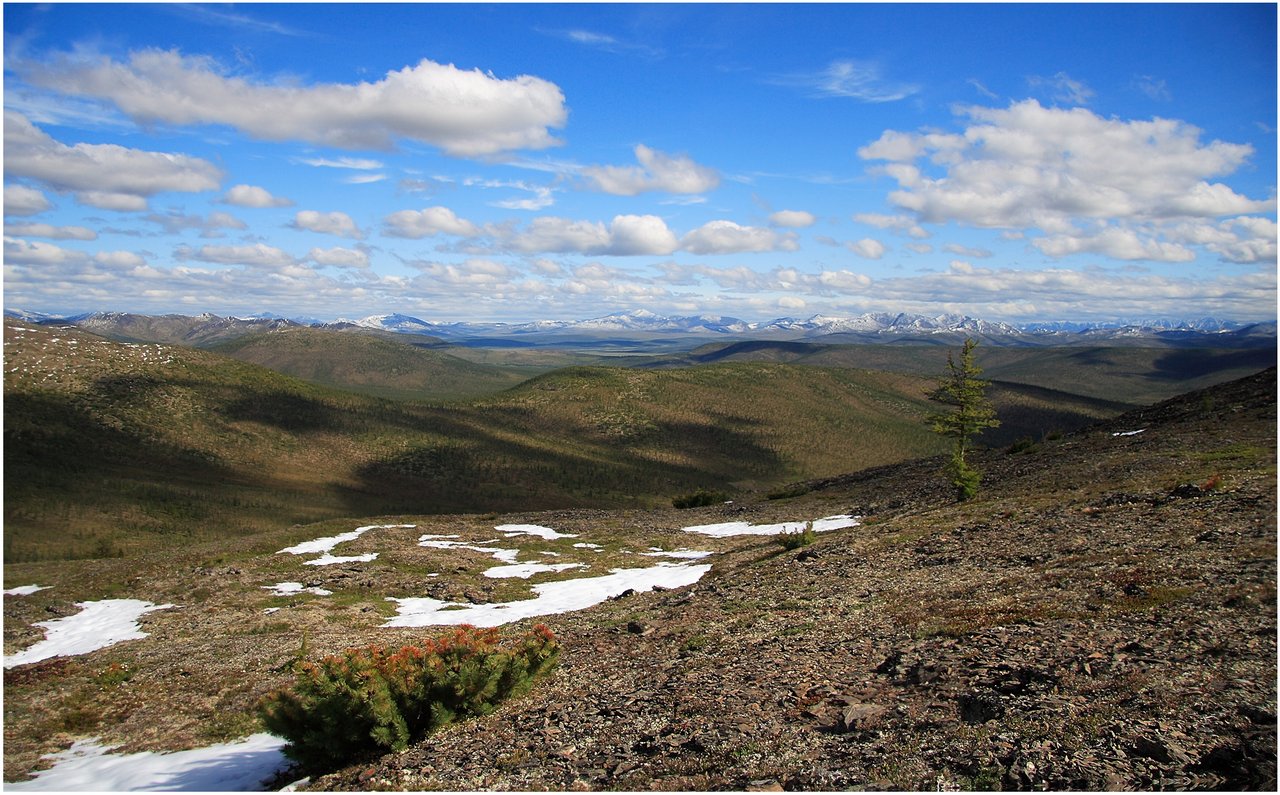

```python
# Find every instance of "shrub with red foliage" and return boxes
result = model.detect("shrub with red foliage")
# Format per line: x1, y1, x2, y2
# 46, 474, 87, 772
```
258, 624, 559, 770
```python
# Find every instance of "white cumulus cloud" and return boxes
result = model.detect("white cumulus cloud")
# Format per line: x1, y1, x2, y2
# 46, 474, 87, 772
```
4, 110, 222, 210
4, 184, 53, 217
223, 184, 293, 208
383, 206, 481, 239
178, 243, 297, 270
582, 144, 720, 196
680, 220, 798, 255
308, 246, 370, 269
4, 222, 97, 240
292, 210, 363, 239
769, 210, 816, 228
858, 99, 1275, 264
846, 238, 887, 259
24, 49, 568, 157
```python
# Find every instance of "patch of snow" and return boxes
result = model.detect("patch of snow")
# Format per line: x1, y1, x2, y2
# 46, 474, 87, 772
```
573, 542, 603, 549
262, 582, 332, 597
483, 562, 587, 579
1111, 429, 1147, 437
4, 584, 49, 596
5, 733, 290, 792
263, 608, 281, 614
385, 562, 711, 628
682, 514, 859, 537
418, 535, 520, 563
495, 523, 578, 540
641, 548, 714, 560
4, 600, 175, 669
301, 552, 378, 567
812, 514, 862, 532
277, 523, 414, 557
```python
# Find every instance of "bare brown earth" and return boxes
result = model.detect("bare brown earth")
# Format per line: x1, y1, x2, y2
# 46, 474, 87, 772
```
3, 368, 1276, 790
306, 369, 1277, 792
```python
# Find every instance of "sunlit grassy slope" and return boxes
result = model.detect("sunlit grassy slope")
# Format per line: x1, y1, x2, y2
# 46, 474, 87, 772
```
3, 319, 1241, 563
680, 340, 1276, 405
2, 322, 943, 561
210, 327, 532, 400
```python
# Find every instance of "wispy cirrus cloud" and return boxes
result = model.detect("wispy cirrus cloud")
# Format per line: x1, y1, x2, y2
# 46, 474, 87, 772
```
165, 3, 314, 37
540, 28, 664, 58
771, 59, 919, 103
1027, 71, 1094, 105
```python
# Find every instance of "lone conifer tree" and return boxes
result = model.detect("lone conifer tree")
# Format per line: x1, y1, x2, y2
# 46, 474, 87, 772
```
927, 338, 1000, 500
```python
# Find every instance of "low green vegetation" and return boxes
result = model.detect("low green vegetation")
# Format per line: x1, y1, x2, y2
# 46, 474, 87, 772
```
774, 523, 817, 550
258, 625, 560, 771
672, 489, 730, 509
211, 327, 532, 401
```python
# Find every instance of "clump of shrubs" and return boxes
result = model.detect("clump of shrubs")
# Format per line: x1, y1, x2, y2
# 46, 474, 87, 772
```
258, 625, 560, 770
672, 489, 728, 509
766, 483, 812, 501
1006, 436, 1039, 454
775, 522, 816, 550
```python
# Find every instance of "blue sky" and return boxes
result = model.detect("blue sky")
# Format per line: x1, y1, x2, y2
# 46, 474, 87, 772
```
3, 2, 1276, 323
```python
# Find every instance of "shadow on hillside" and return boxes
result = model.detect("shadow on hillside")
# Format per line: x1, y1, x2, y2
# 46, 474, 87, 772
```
343, 411, 787, 516
1150, 348, 1278, 381
4, 390, 234, 484
3, 390, 242, 561
983, 382, 1133, 447
222, 389, 349, 432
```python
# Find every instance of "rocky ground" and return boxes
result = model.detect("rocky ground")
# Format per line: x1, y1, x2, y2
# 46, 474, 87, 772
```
4, 368, 1275, 791
308, 369, 1277, 791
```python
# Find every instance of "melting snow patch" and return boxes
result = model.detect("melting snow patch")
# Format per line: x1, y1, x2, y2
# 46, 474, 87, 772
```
4, 584, 49, 596
682, 514, 859, 538
5, 733, 291, 792
385, 563, 711, 628
277, 523, 413, 562
812, 515, 862, 532
302, 553, 377, 567
483, 562, 587, 579
573, 542, 603, 549
262, 582, 332, 597
4, 599, 174, 669
642, 548, 714, 560
495, 523, 578, 540
418, 535, 520, 563
1112, 429, 1147, 437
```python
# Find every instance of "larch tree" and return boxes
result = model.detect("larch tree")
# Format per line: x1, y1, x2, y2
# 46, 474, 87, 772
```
926, 337, 1000, 501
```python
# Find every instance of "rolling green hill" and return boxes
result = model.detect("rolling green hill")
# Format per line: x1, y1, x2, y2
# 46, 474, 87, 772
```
210, 326, 532, 400
679, 340, 1276, 405
6, 322, 955, 561
4, 319, 1251, 564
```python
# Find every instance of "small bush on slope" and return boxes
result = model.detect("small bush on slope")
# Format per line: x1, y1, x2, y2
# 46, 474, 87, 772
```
258, 625, 559, 771
775, 522, 817, 550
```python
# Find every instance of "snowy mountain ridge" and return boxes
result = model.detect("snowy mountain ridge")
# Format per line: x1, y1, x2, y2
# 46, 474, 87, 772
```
6, 308, 1275, 345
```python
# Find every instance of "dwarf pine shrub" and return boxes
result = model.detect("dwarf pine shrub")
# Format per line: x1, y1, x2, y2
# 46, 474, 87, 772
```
672, 489, 728, 509
258, 625, 560, 770
775, 522, 816, 550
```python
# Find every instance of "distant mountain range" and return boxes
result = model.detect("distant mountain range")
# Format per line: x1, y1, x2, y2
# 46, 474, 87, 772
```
331, 309, 1273, 338
5, 308, 1276, 348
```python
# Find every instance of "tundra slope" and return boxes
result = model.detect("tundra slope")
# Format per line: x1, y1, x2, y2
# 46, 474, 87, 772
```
310, 368, 1276, 792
